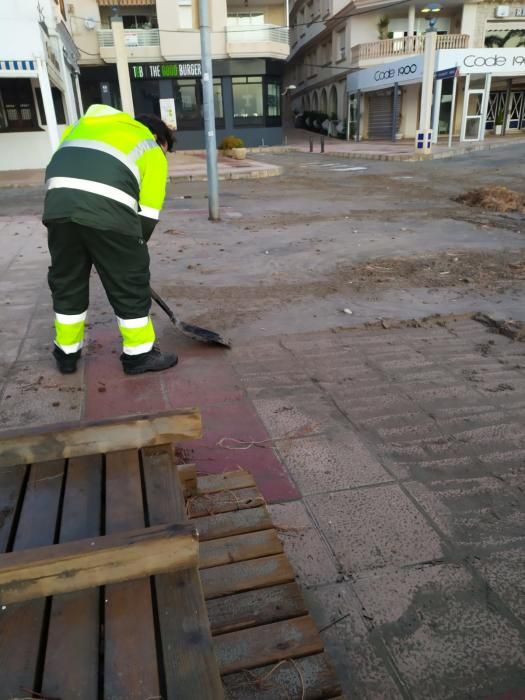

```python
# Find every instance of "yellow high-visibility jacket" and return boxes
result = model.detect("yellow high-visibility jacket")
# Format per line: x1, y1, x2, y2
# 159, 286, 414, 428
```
43, 104, 168, 241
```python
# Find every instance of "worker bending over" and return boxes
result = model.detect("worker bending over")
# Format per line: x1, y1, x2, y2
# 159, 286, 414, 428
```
43, 104, 177, 376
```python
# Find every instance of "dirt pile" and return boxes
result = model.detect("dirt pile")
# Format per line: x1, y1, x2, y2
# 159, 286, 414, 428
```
455, 187, 525, 215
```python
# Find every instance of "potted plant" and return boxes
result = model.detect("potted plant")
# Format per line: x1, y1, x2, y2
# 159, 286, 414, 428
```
495, 109, 504, 136
378, 15, 389, 40
219, 136, 247, 160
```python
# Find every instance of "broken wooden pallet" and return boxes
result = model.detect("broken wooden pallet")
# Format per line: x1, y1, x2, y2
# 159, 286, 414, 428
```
0, 412, 341, 699
185, 465, 342, 699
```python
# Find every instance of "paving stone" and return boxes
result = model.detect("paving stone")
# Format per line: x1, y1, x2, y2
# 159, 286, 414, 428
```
275, 429, 392, 495
268, 501, 339, 587
472, 548, 525, 627
307, 484, 443, 572
353, 564, 525, 700
252, 392, 339, 437
406, 478, 525, 552
304, 582, 404, 699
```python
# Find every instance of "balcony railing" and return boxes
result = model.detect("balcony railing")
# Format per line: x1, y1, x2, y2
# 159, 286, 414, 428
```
351, 33, 469, 64
226, 24, 289, 45
97, 28, 160, 48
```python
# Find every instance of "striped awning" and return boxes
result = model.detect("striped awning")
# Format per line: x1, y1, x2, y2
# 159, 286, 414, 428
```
0, 59, 36, 72
486, 21, 525, 31
97, 0, 156, 5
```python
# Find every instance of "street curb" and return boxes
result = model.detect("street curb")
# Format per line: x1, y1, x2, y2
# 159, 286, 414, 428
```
241, 136, 525, 162
169, 165, 283, 183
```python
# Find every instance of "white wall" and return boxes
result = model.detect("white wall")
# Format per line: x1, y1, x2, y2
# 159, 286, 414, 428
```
0, 125, 67, 171
0, 0, 45, 60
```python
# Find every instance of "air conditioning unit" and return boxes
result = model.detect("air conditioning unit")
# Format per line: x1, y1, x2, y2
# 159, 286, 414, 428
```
495, 5, 510, 17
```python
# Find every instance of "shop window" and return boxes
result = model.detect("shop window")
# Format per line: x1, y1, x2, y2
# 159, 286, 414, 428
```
35, 86, 67, 125
178, 0, 193, 29
173, 79, 201, 129
213, 78, 225, 129
266, 81, 281, 126
233, 76, 264, 126
0, 79, 39, 131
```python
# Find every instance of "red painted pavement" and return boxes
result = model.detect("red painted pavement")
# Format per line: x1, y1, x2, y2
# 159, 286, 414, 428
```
83, 326, 299, 503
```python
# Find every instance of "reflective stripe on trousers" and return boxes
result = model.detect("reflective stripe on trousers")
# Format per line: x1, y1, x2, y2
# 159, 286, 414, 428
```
117, 316, 156, 356
54, 311, 87, 354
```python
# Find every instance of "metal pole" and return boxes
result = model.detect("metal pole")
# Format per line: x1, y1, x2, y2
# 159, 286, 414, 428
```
346, 95, 351, 141
199, 0, 220, 221
391, 83, 399, 142
320, 134, 325, 153
448, 73, 457, 149
111, 13, 134, 115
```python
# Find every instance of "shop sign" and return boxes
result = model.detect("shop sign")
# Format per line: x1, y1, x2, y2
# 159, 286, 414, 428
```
131, 62, 202, 79
160, 98, 177, 130
347, 56, 423, 93
436, 48, 525, 74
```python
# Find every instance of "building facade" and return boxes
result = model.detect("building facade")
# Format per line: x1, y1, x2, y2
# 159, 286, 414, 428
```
286, 0, 525, 142
70, 0, 290, 148
0, 0, 82, 170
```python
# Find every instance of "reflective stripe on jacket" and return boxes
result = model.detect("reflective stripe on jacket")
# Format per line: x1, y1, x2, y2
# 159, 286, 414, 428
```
43, 105, 168, 240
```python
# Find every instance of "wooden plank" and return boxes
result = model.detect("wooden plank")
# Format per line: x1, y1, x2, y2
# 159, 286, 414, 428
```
194, 505, 273, 542
177, 462, 198, 496
0, 460, 65, 697
142, 449, 224, 700
222, 653, 341, 700
187, 487, 264, 518
214, 616, 324, 675
201, 554, 295, 600
207, 582, 307, 635
0, 409, 202, 468
104, 449, 160, 700
197, 470, 257, 495
0, 521, 198, 604
0, 464, 26, 553
200, 529, 283, 570
42, 455, 102, 700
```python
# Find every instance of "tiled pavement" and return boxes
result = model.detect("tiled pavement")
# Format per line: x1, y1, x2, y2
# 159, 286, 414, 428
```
231, 320, 525, 699
2, 214, 525, 698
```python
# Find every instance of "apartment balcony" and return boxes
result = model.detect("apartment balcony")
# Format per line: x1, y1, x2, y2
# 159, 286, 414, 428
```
226, 25, 290, 60
96, 28, 162, 61
351, 33, 470, 68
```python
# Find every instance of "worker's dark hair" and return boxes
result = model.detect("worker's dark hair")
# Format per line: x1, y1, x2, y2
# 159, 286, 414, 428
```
135, 113, 175, 152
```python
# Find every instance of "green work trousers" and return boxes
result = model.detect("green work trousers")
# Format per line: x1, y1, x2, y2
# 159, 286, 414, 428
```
47, 222, 156, 355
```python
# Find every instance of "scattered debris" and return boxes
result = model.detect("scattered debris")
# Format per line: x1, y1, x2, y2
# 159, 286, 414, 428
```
342, 308, 353, 315
455, 187, 525, 215
472, 313, 525, 341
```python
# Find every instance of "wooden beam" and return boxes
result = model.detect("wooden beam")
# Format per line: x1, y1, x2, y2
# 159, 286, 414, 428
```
0, 409, 202, 469
0, 522, 198, 605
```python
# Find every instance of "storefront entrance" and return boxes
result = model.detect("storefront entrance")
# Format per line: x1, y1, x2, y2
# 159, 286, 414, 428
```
486, 89, 525, 131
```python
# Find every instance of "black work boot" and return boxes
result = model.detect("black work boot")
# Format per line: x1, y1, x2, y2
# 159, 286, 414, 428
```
53, 346, 82, 374
121, 347, 178, 376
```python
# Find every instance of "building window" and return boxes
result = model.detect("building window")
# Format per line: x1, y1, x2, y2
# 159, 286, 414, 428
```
35, 86, 67, 126
233, 76, 264, 126
0, 79, 39, 131
227, 13, 265, 26
337, 29, 346, 60
178, 0, 193, 29
123, 15, 158, 29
